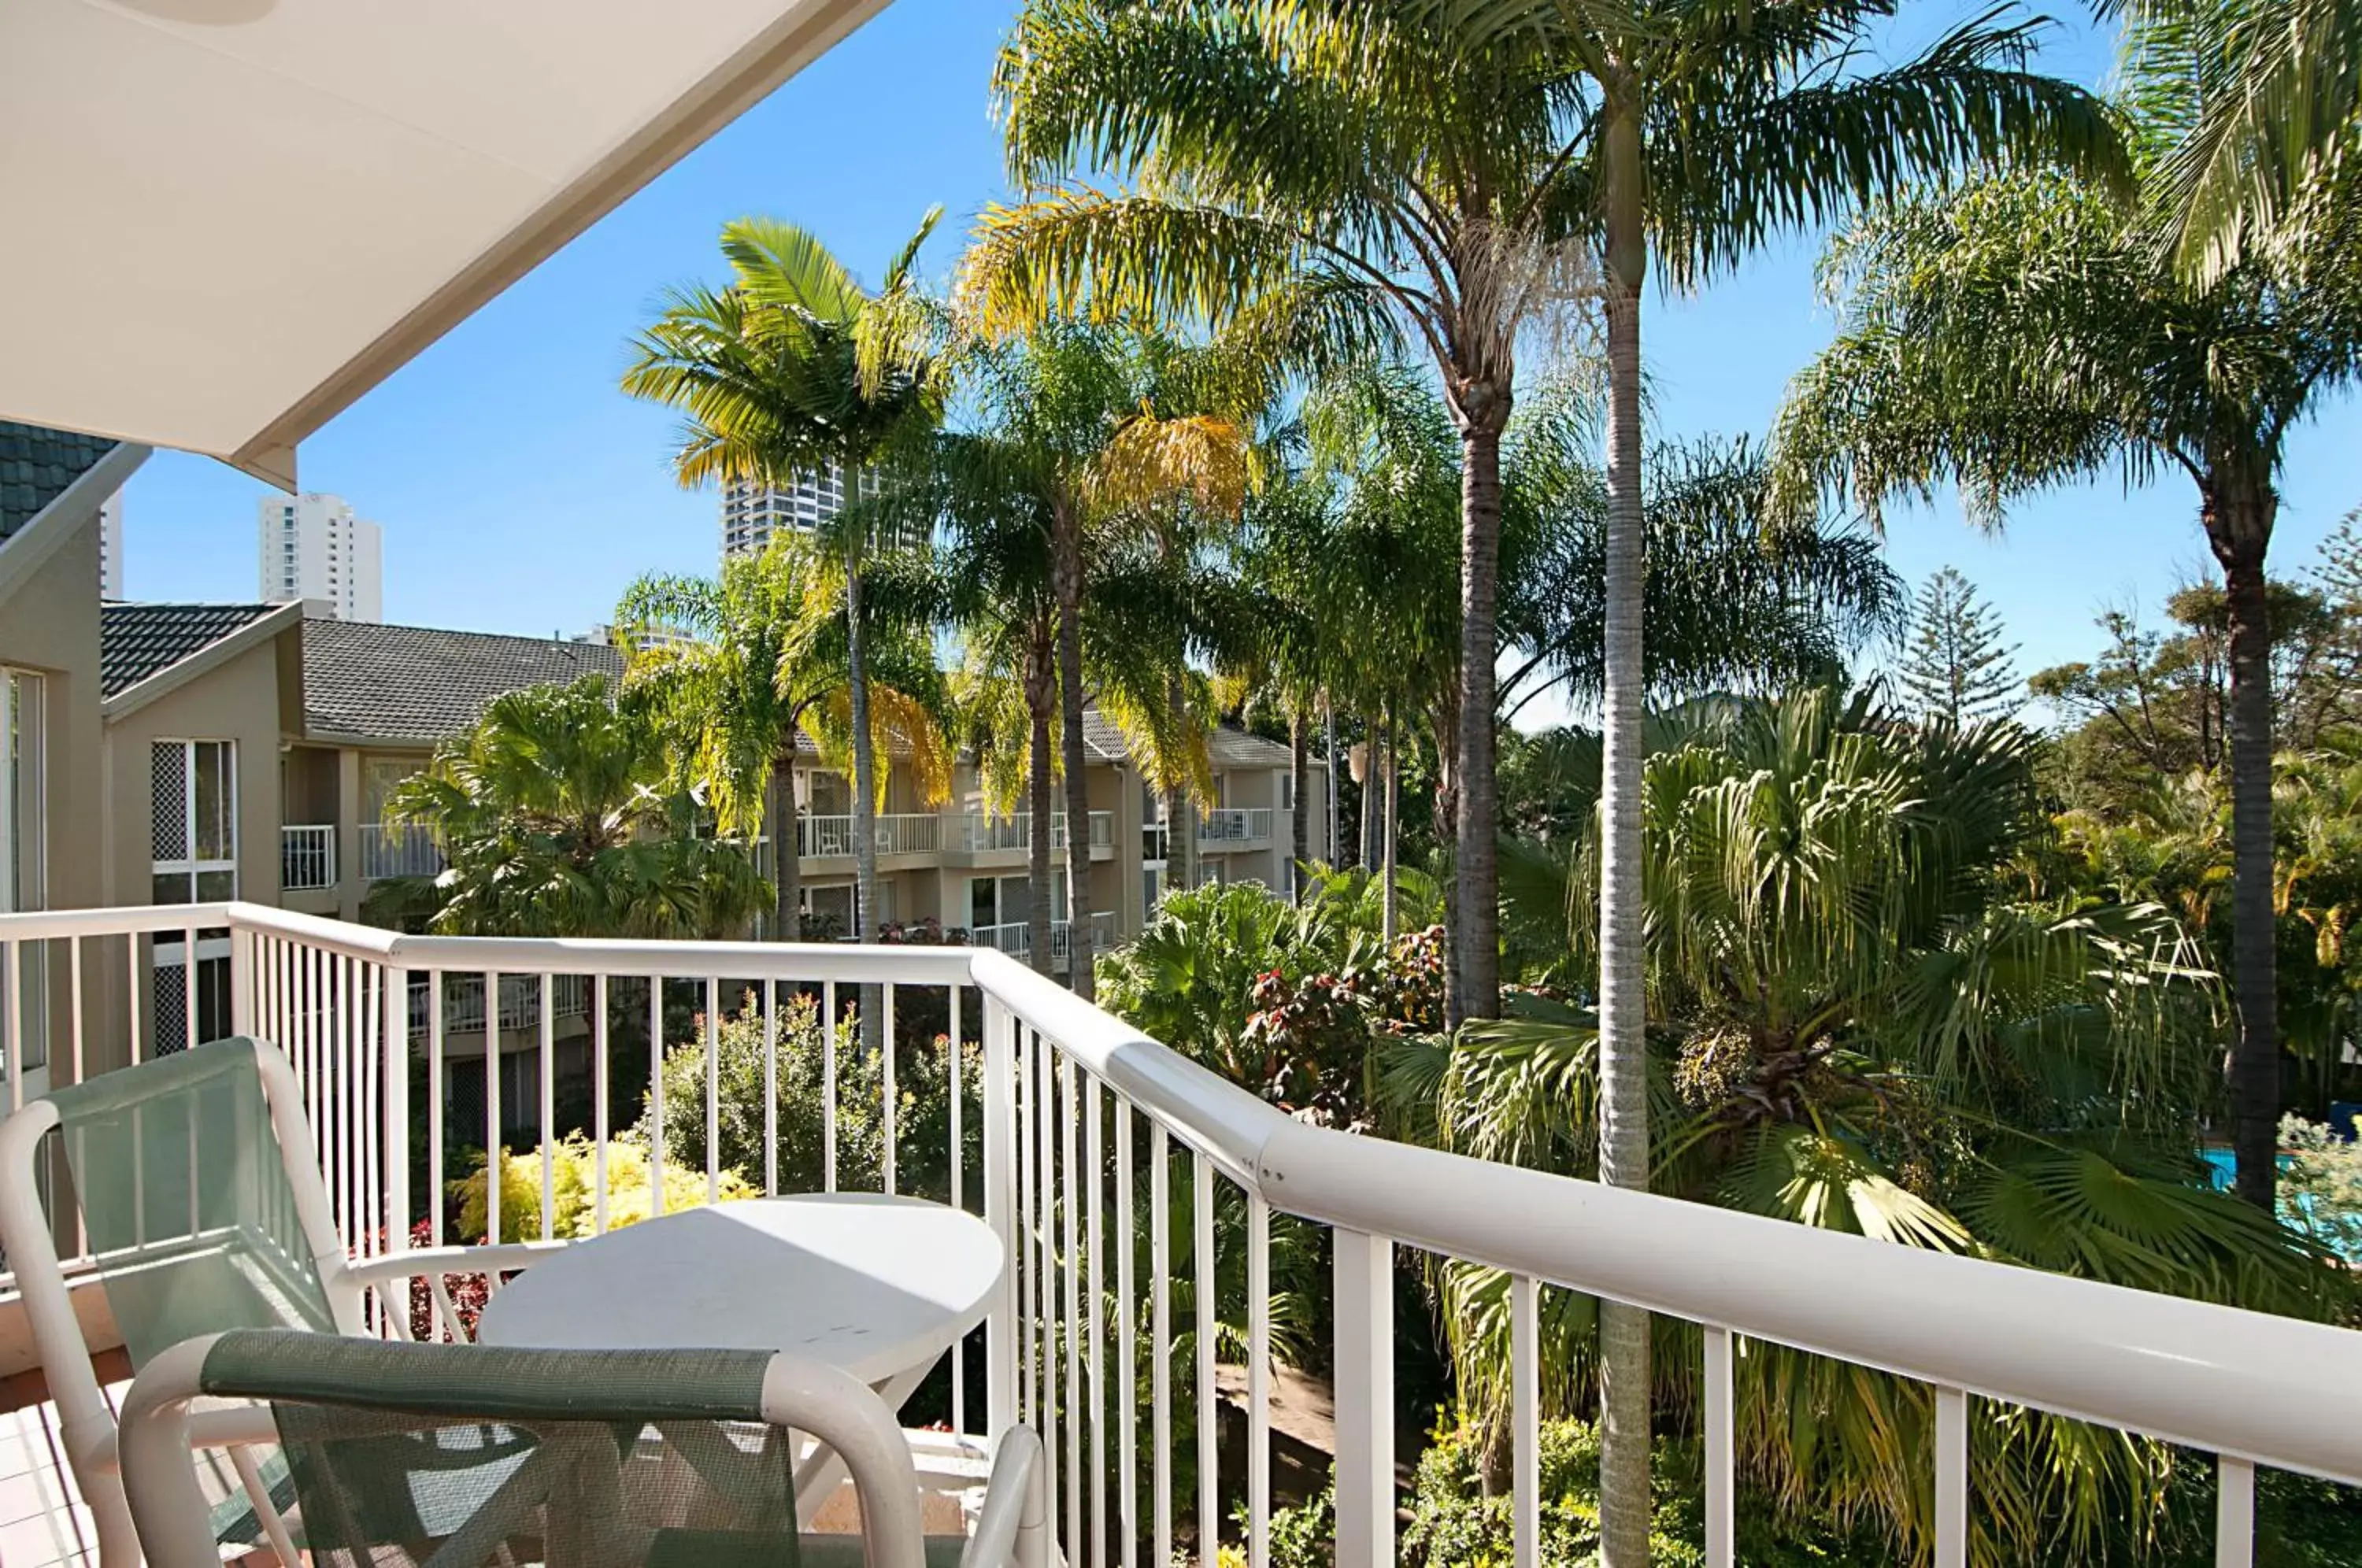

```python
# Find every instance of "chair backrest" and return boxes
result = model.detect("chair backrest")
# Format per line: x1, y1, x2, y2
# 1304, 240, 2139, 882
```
0, 1037, 356, 1477
119, 1331, 942, 1568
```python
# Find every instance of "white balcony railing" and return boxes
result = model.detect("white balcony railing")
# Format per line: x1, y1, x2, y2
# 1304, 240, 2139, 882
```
0, 900, 2356, 1568
957, 811, 1115, 853
408, 970, 593, 1037
358, 821, 446, 880
1198, 807, 1273, 845
798, 812, 945, 857
280, 824, 335, 891
971, 912, 1116, 967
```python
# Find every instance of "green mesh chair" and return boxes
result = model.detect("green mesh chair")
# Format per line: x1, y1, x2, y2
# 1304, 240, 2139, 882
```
118, 1330, 1048, 1568
0, 1037, 566, 1566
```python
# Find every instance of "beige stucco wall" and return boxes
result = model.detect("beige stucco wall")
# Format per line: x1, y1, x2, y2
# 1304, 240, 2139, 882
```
0, 515, 111, 1088
0, 516, 105, 918
105, 634, 291, 910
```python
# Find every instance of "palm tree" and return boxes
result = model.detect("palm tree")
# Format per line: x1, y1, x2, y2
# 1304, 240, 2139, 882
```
1772, 63, 2362, 1211
2108, 0, 2362, 278
624, 210, 949, 948
615, 533, 953, 940
927, 323, 1258, 999
1505, 430, 1906, 717
968, 2, 1586, 1029
365, 676, 771, 940
966, 6, 2120, 1523
1418, 689, 2346, 1565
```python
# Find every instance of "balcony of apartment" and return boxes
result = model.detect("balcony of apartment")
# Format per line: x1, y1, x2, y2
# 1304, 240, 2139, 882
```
357, 822, 447, 882
968, 911, 1116, 972
278, 823, 335, 893
946, 810, 1116, 866
0, 900, 2355, 1568
1143, 810, 1276, 864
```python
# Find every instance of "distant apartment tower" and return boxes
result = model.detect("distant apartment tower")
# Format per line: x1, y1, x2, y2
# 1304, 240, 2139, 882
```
98, 489, 123, 597
258, 493, 383, 622
720, 463, 843, 560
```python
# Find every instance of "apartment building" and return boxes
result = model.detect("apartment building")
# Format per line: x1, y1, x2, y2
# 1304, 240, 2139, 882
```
0, 424, 151, 1095
721, 464, 843, 560
257, 491, 383, 623
90, 601, 1324, 959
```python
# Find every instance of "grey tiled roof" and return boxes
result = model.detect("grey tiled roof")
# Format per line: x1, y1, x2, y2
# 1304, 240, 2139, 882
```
100, 603, 278, 697
1207, 725, 1298, 770
1080, 704, 1302, 771
302, 619, 624, 741
1079, 707, 1132, 762
1, 422, 117, 543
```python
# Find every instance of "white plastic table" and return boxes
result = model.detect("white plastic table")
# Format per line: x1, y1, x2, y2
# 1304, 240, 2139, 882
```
477, 1190, 1002, 1507
477, 1191, 1004, 1389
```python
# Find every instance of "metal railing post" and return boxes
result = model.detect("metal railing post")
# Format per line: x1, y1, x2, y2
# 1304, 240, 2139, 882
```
385, 964, 410, 1254
983, 988, 1018, 1444
1331, 1227, 1394, 1568
229, 922, 256, 1037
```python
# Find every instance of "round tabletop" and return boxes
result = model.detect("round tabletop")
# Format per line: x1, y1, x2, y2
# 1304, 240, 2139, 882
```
476, 1193, 1005, 1386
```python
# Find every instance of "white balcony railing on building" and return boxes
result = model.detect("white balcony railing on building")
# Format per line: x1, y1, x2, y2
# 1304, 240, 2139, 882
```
798, 812, 945, 857
358, 822, 446, 880
958, 811, 1115, 853
408, 970, 593, 1037
971, 913, 1116, 967
1198, 807, 1274, 845
280, 824, 335, 891
0, 900, 2356, 1568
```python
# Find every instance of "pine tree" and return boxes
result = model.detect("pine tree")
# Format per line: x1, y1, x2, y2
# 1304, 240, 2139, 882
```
1898, 566, 2021, 723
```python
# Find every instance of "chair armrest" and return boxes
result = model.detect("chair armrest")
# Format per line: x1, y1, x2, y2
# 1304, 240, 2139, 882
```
344, 1241, 568, 1287
962, 1426, 1046, 1568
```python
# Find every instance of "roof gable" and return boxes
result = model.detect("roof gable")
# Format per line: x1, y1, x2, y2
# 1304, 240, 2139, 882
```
100, 602, 279, 697
1, 421, 117, 543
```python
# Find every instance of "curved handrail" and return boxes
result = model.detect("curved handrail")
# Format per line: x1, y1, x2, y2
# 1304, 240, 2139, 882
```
18, 904, 2355, 1488
965, 958, 2362, 1489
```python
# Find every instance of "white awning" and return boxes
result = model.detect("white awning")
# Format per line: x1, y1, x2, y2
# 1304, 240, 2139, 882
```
0, 0, 890, 486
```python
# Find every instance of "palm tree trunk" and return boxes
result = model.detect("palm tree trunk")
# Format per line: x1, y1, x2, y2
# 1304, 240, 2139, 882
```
1324, 696, 1340, 865
1166, 671, 1195, 895
1381, 706, 1399, 942
1453, 412, 1506, 1026
1359, 717, 1380, 872
1052, 500, 1096, 1000
772, 756, 802, 941
1027, 629, 1057, 979
845, 523, 883, 1056
2208, 472, 2282, 1211
1290, 709, 1311, 903
1594, 96, 1653, 1568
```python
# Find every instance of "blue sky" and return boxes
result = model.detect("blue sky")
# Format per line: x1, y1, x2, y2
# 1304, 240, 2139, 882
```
121, 0, 2358, 728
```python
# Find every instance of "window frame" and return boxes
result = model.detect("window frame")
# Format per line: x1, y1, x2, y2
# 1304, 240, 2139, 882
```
150, 738, 239, 905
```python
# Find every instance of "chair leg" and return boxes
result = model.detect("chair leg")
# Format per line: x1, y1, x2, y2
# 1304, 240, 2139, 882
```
87, 1470, 143, 1568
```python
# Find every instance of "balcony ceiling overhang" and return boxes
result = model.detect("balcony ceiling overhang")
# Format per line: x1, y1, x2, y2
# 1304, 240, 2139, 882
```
0, 0, 890, 487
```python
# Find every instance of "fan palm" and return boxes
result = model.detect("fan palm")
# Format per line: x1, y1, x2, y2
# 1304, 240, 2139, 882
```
365, 676, 770, 940
1771, 56, 2362, 1211
624, 210, 950, 947
1411, 689, 2345, 1565
614, 534, 953, 939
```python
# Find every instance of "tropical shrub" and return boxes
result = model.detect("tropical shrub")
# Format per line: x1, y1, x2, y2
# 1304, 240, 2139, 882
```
642, 989, 981, 1206
364, 675, 771, 940
1101, 871, 1443, 1123
1399, 1418, 1884, 1567
1418, 690, 2352, 1564
451, 1133, 751, 1243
